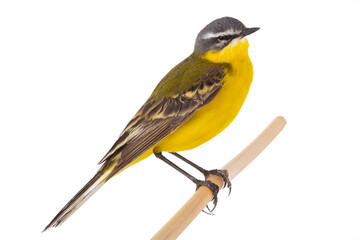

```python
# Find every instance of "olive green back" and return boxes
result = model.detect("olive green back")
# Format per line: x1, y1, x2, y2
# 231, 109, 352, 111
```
151, 52, 231, 101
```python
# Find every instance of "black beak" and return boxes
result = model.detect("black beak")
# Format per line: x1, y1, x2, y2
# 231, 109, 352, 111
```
240, 27, 260, 38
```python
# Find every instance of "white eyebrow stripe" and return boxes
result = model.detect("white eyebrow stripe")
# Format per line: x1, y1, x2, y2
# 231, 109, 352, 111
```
202, 28, 242, 39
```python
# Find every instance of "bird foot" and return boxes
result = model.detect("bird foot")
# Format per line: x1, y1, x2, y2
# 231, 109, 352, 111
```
195, 180, 219, 214
204, 169, 232, 196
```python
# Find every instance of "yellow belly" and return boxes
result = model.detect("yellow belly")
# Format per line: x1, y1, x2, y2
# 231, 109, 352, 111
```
154, 57, 253, 152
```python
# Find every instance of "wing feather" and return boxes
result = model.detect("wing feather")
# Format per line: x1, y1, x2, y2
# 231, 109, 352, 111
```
101, 64, 225, 179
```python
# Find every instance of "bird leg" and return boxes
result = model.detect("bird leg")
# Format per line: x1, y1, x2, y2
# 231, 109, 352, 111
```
154, 152, 219, 212
170, 152, 231, 195
154, 152, 230, 213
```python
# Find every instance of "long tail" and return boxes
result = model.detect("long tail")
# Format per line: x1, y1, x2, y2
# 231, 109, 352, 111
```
43, 161, 114, 232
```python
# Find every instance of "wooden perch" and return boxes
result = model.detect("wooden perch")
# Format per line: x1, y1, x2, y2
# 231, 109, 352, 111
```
152, 116, 287, 240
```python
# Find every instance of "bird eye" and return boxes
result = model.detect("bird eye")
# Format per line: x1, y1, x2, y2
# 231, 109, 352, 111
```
217, 35, 233, 41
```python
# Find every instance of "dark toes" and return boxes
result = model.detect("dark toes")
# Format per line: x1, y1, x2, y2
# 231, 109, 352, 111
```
195, 180, 219, 213
205, 169, 232, 196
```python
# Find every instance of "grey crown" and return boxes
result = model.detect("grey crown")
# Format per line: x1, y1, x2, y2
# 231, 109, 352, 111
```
194, 17, 246, 53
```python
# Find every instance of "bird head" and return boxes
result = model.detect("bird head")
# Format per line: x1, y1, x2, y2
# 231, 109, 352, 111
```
194, 17, 259, 61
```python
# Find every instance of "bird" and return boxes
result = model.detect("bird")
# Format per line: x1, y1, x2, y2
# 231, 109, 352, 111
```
43, 16, 259, 231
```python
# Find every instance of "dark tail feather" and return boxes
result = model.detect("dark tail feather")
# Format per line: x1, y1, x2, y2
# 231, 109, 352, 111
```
43, 162, 114, 232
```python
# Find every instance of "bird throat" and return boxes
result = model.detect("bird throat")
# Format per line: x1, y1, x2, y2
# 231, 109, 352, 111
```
202, 38, 250, 64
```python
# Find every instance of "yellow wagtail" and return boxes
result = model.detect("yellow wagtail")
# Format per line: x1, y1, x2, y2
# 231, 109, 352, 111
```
44, 16, 259, 231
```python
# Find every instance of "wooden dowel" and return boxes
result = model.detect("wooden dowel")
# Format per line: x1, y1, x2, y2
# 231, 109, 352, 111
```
151, 116, 287, 240
223, 116, 287, 180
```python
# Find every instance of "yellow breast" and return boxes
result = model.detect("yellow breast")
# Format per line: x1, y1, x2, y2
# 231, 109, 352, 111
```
154, 38, 254, 153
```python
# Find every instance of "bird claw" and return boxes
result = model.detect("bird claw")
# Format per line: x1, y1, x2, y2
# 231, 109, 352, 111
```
195, 180, 219, 214
205, 169, 232, 196
195, 169, 232, 214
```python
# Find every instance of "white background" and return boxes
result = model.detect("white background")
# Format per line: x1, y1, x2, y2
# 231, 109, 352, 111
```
0, 1, 359, 239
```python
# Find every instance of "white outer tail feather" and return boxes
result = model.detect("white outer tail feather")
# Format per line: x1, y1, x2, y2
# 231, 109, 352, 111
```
43, 169, 111, 231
